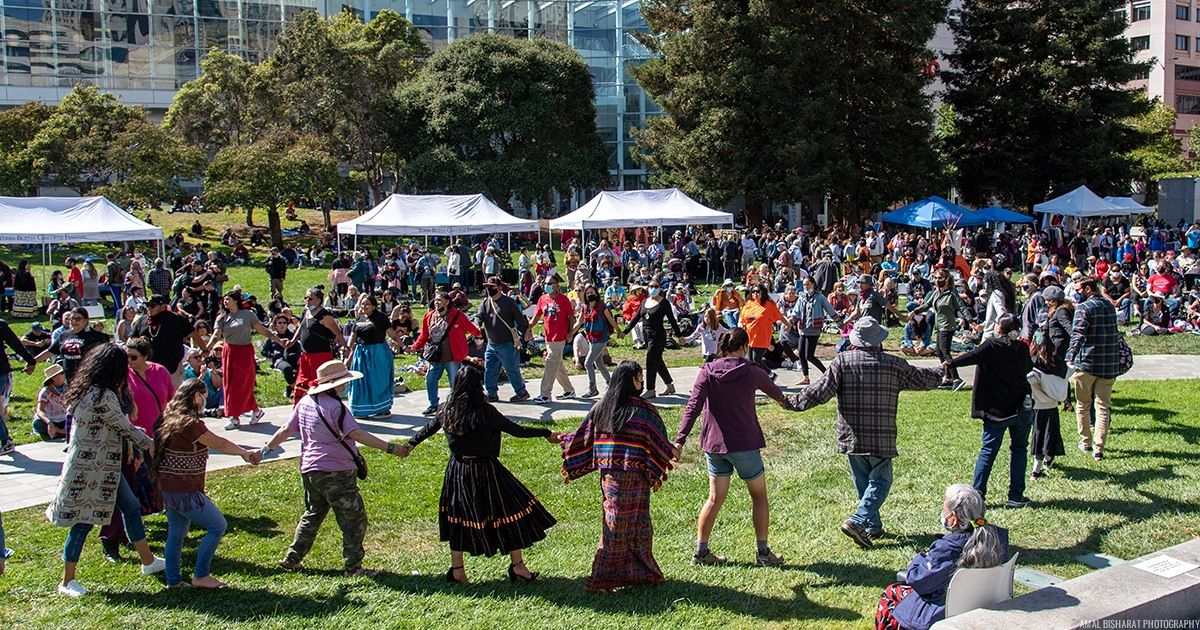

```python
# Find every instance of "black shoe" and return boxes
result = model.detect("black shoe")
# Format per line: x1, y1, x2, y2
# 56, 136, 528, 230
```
446, 565, 467, 584
508, 562, 538, 583
101, 538, 123, 563
422, 405, 438, 416
509, 392, 531, 403
1005, 496, 1032, 508
486, 395, 499, 403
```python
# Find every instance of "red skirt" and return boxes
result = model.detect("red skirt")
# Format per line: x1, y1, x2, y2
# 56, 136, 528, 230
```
586, 469, 664, 591
222, 343, 258, 417
293, 351, 333, 405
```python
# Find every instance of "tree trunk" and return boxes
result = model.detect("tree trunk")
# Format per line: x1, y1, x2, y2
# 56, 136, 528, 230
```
368, 178, 382, 208
268, 205, 283, 248
742, 196, 764, 227
245, 206, 256, 227
321, 199, 332, 232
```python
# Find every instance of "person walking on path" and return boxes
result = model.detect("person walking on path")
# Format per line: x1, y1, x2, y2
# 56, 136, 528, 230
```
525, 273, 576, 404
786, 317, 943, 548
1028, 286, 1072, 479
621, 277, 683, 399
345, 294, 400, 418
206, 291, 289, 430
789, 276, 839, 385
407, 290, 481, 416
399, 364, 559, 585
673, 328, 790, 567
1066, 277, 1121, 460
131, 295, 204, 386
153, 379, 262, 589
289, 287, 345, 404
562, 361, 674, 593
477, 276, 531, 403
739, 284, 785, 375
944, 314, 1035, 508
907, 268, 972, 389
577, 284, 619, 398
45, 344, 166, 597
265, 247, 288, 298
263, 360, 406, 577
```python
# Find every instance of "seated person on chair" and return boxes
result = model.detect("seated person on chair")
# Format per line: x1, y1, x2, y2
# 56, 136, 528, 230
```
875, 484, 1009, 630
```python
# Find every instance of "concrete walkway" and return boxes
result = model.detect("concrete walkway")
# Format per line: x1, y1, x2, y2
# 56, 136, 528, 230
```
2, 354, 1196, 514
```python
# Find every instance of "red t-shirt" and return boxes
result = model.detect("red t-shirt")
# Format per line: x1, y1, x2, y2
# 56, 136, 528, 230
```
536, 292, 574, 343
1148, 273, 1177, 295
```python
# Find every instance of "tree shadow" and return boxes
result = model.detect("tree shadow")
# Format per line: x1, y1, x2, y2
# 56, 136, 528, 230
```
99, 581, 375, 622
797, 560, 902, 589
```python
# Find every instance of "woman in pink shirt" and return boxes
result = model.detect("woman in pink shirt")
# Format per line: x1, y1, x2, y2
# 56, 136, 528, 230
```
126, 337, 177, 436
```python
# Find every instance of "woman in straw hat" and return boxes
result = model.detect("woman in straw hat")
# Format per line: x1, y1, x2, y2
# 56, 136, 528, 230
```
263, 359, 406, 577
398, 363, 559, 585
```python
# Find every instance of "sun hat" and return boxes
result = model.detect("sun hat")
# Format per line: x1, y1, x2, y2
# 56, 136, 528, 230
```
43, 363, 64, 385
308, 359, 363, 395
722, 278, 735, 287
849, 316, 888, 347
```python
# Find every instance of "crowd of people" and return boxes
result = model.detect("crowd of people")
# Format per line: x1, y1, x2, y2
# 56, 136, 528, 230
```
0, 213, 1190, 630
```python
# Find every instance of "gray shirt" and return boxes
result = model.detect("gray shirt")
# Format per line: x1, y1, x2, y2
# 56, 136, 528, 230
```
476, 294, 528, 345
216, 309, 260, 346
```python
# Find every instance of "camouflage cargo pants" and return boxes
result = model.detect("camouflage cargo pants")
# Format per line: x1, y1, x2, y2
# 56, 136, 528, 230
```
284, 469, 368, 571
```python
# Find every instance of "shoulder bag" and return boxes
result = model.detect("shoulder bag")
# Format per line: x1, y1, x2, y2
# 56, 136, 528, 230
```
420, 311, 460, 363
486, 297, 523, 349
312, 395, 368, 480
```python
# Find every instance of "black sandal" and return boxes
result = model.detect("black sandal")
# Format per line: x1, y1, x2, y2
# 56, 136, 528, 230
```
508, 561, 538, 583
446, 565, 467, 584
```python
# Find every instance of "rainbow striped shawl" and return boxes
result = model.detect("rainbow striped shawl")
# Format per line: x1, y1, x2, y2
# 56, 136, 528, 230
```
561, 397, 674, 490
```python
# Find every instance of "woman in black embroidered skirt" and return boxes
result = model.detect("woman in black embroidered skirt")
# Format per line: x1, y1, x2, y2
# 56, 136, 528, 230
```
400, 363, 560, 584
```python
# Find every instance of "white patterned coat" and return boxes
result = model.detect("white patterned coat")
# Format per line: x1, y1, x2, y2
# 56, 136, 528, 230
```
45, 387, 153, 527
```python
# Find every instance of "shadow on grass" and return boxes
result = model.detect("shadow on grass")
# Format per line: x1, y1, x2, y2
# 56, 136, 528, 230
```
796, 560, 899, 589
99, 582, 368, 621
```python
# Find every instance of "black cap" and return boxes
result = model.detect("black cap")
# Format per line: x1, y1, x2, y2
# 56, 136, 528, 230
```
146, 294, 170, 307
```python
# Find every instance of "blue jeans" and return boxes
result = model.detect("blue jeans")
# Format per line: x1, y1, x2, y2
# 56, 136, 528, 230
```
847, 454, 893, 533
62, 475, 147, 563
484, 342, 527, 398
106, 284, 124, 310
165, 494, 227, 586
972, 410, 1034, 502
901, 322, 932, 348
425, 361, 459, 407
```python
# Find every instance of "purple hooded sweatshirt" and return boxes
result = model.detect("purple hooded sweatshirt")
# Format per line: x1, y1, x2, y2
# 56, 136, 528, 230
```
676, 356, 786, 453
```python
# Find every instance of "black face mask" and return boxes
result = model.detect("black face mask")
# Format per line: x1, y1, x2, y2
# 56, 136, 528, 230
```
587, 294, 599, 303
488, 288, 499, 297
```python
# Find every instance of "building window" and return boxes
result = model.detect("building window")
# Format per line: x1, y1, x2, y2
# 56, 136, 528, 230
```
1177, 94, 1200, 114
1131, 35, 1151, 51
1179, 4, 1191, 20
1178, 34, 1191, 51
1133, 4, 1151, 21
1133, 68, 1151, 81
1177, 64, 1200, 81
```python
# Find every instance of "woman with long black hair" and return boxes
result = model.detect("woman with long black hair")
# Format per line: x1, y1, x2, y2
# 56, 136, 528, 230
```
399, 363, 559, 585
12, 260, 37, 319
980, 271, 1018, 340
45, 344, 165, 597
562, 361, 675, 593
621, 278, 683, 398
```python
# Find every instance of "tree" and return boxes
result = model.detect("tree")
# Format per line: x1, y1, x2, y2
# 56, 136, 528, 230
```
1123, 98, 1194, 202
394, 34, 608, 211
0, 102, 52, 195
633, 0, 946, 224
943, 0, 1149, 209
204, 134, 342, 247
24, 84, 201, 203
264, 9, 428, 217
163, 50, 271, 160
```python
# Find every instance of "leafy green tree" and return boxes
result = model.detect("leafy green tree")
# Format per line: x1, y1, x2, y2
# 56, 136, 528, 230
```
395, 34, 607, 211
633, 0, 946, 224
163, 50, 271, 160
1124, 98, 1191, 201
943, 0, 1149, 208
0, 102, 52, 195
25, 85, 201, 203
204, 134, 342, 247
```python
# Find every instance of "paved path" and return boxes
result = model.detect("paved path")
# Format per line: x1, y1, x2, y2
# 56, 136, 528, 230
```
2, 354, 1196, 514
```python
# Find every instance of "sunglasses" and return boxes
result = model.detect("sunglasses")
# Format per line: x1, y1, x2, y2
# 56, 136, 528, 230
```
127, 353, 142, 361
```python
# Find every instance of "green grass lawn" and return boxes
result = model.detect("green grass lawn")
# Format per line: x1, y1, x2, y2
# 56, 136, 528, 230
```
1, 379, 1197, 628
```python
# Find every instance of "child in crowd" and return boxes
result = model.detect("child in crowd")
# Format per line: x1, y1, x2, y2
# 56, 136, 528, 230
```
33, 364, 69, 441
684, 307, 728, 363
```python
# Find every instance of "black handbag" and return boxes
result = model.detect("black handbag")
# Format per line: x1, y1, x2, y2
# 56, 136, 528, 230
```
420, 311, 460, 362
312, 395, 368, 480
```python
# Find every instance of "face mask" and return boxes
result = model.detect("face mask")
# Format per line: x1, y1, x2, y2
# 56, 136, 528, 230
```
488, 288, 499, 297
941, 513, 954, 532
649, 288, 660, 296
587, 294, 599, 303
805, 287, 815, 296
306, 304, 320, 313
544, 284, 554, 293
724, 287, 733, 294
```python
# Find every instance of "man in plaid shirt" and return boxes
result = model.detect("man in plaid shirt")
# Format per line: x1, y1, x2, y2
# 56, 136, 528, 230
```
1066, 277, 1120, 460
788, 317, 943, 548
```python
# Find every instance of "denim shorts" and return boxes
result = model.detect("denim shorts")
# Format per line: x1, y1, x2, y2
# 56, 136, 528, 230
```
705, 449, 765, 481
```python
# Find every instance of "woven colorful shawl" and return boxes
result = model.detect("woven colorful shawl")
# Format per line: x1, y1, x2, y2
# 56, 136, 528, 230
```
562, 397, 674, 490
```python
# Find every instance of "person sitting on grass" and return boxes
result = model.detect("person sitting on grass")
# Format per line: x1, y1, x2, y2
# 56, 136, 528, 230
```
875, 484, 1009, 630
34, 364, 69, 441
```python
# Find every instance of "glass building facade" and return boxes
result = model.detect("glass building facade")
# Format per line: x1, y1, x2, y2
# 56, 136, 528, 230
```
0, 0, 655, 189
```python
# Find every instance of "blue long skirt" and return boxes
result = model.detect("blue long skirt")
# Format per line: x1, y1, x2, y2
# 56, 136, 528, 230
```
348, 341, 395, 417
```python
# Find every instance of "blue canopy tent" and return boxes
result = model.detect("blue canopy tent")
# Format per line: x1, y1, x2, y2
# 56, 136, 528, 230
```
976, 206, 1035, 224
881, 196, 988, 228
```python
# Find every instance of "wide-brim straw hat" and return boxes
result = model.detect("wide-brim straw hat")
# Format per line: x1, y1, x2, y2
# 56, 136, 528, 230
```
43, 363, 64, 385
308, 359, 363, 395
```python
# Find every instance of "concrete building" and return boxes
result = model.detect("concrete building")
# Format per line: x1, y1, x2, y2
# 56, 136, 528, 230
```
0, 0, 656, 192
1122, 0, 1200, 142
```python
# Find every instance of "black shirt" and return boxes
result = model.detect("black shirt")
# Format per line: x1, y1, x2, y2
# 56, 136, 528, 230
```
299, 308, 336, 353
354, 311, 391, 345
408, 403, 550, 457
623, 299, 681, 337
48, 328, 111, 381
947, 337, 1033, 422
132, 311, 194, 372
0, 320, 36, 375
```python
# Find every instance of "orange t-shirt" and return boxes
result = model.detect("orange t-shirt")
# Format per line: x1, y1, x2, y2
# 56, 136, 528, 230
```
740, 299, 783, 349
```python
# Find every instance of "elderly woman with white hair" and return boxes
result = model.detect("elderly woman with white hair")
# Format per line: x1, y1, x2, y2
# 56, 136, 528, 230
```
875, 484, 1010, 630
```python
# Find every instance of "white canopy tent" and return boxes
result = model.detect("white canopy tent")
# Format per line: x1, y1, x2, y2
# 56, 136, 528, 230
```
0, 196, 165, 290
1033, 186, 1133, 217
1102, 196, 1155, 214
337, 194, 537, 238
548, 188, 734, 231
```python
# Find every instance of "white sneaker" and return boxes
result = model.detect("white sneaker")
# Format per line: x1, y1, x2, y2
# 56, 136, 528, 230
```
224, 418, 240, 430
250, 408, 265, 425
58, 580, 88, 597
141, 556, 166, 575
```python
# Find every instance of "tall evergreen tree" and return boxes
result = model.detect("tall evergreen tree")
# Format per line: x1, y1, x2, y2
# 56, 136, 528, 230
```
633, 0, 946, 224
943, 0, 1149, 209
